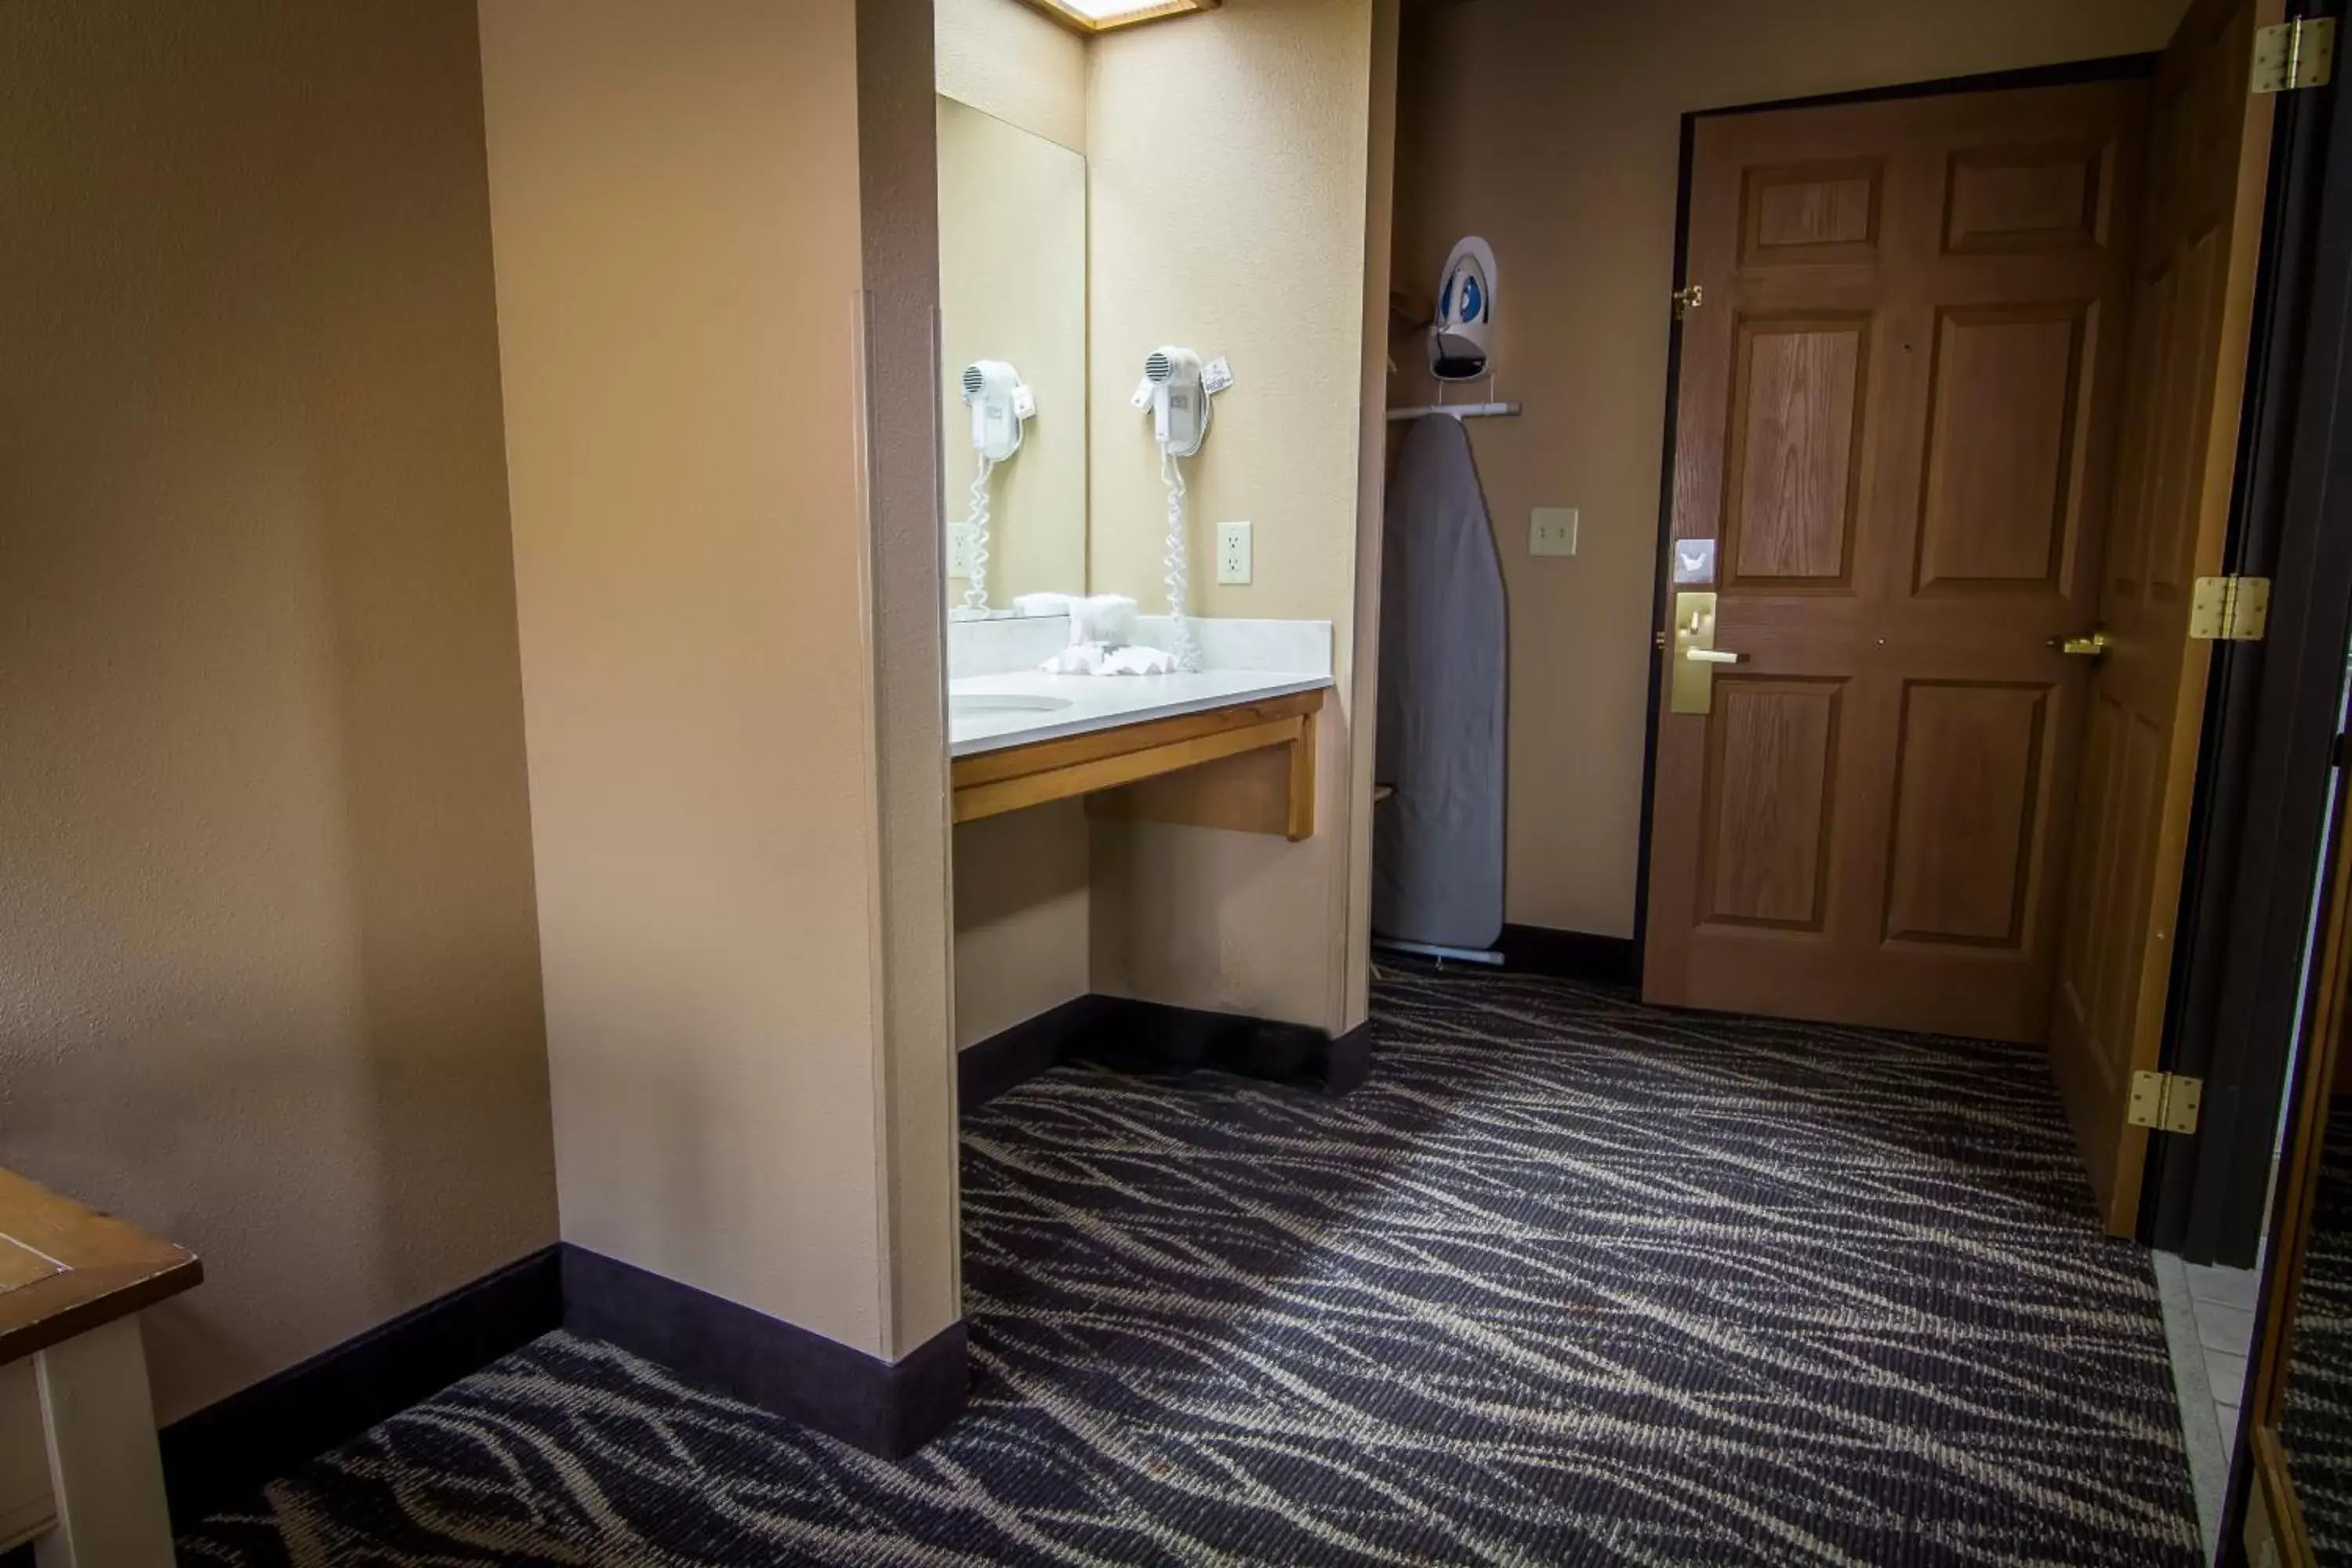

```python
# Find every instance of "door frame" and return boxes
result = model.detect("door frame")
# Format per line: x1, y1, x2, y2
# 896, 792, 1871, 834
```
1632, 53, 2162, 983
2150, 4, 2352, 1269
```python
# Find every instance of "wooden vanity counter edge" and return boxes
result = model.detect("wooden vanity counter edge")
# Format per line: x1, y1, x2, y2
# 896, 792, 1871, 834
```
951, 688, 1323, 840
0, 1166, 202, 1367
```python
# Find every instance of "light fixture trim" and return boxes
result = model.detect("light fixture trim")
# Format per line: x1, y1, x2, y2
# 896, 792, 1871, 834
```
1014, 0, 1220, 36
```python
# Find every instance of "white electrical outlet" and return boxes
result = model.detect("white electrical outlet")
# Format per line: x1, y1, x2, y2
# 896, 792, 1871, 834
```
1530, 507, 1580, 557
1216, 521, 1253, 585
946, 522, 973, 579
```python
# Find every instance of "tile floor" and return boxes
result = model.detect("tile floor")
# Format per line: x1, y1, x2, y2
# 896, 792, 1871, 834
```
2156, 1248, 2261, 1559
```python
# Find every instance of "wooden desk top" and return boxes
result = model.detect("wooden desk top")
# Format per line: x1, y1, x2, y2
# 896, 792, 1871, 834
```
0, 1167, 200, 1365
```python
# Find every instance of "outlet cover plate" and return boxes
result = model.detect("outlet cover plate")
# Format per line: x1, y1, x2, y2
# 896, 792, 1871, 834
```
1531, 507, 1580, 557
1216, 521, 1253, 585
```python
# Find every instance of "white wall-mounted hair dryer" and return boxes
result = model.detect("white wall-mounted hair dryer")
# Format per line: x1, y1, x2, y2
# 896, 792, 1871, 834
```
956, 360, 1035, 615
1132, 345, 1225, 671
963, 359, 1034, 463
1141, 345, 1208, 458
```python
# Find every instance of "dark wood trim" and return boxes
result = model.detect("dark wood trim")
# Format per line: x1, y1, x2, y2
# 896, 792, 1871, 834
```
1693, 52, 2159, 123
158, 1244, 564, 1532
958, 993, 1369, 1110
2151, 6, 2350, 1266
1497, 924, 1639, 985
1632, 48, 2165, 998
560, 1247, 967, 1461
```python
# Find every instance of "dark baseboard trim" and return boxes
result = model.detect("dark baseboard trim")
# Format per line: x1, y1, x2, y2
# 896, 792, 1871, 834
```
561, 1245, 966, 1460
960, 993, 1369, 1110
1324, 1022, 1372, 1096
1497, 924, 1639, 986
159, 1243, 563, 1532
958, 993, 1102, 1109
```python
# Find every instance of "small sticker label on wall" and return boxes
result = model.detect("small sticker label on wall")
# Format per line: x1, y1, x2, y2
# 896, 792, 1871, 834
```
1202, 357, 1235, 395
1673, 538, 1717, 585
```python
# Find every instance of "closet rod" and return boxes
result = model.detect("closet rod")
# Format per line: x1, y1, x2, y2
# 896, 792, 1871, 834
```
1385, 400, 1521, 423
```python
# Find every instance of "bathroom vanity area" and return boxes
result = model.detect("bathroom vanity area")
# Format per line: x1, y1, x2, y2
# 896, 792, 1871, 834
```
948, 618, 1334, 837
933, 0, 1381, 1073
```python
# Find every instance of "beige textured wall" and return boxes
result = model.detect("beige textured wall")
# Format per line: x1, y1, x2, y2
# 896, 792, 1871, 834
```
953, 804, 1093, 1047
938, 96, 1090, 608
936, 0, 1087, 151
480, 0, 938, 1358
1391, 0, 2190, 939
1087, 0, 1378, 1032
0, 0, 558, 1423
857, 0, 964, 1358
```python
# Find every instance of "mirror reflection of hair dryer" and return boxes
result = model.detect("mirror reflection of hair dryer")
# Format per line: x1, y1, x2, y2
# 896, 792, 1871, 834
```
956, 361, 1034, 616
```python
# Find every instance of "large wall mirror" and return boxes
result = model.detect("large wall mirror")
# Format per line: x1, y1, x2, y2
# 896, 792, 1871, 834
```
936, 95, 1086, 618
2245, 811, 2352, 1563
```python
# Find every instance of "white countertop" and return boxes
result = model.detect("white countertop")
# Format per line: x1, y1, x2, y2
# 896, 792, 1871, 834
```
948, 668, 1334, 757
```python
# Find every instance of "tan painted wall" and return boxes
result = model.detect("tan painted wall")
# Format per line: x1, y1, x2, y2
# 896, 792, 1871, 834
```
480, 0, 956, 1359
857, 0, 964, 1357
0, 0, 558, 1423
1087, 0, 1379, 1032
936, 0, 1087, 152
953, 804, 1094, 1047
1391, 0, 2190, 940
938, 96, 1090, 608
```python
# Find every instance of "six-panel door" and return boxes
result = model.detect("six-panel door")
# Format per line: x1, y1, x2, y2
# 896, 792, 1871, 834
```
1643, 80, 2149, 1044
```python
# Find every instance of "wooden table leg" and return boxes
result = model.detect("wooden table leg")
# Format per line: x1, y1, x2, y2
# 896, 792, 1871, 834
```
33, 1318, 173, 1568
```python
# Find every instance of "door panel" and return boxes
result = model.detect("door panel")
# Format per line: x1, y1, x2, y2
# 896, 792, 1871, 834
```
1915, 307, 2085, 590
1944, 146, 2104, 252
1699, 678, 1843, 929
2048, 0, 2280, 1233
1726, 321, 1866, 584
1644, 78, 2148, 1045
1883, 681, 2052, 947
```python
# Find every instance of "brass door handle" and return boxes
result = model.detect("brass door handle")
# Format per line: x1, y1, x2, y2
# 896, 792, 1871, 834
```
2053, 632, 2111, 657
1685, 648, 1744, 665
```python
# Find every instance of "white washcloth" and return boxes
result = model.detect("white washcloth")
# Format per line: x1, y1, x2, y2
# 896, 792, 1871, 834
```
1040, 641, 1177, 677
1012, 592, 1076, 619
1068, 594, 1139, 648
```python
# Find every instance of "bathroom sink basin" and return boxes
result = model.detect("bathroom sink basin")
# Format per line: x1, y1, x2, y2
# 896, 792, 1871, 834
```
949, 693, 1073, 715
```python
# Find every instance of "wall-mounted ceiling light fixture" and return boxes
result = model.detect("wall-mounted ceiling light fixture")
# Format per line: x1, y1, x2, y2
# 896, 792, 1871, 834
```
1015, 0, 1220, 35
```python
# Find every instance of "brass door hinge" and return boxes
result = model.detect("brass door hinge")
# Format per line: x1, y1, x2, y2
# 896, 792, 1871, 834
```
2190, 575, 2271, 641
1671, 285, 1704, 321
2253, 16, 2336, 93
2128, 1070, 2204, 1134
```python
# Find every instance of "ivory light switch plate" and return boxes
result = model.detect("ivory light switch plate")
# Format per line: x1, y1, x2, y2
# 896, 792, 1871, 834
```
1531, 507, 1580, 557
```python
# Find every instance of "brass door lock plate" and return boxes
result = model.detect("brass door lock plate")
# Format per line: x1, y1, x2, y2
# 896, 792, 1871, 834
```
1670, 590, 1742, 713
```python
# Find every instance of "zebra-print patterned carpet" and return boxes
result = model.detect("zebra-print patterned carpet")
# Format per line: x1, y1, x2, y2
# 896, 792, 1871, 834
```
179, 967, 2199, 1566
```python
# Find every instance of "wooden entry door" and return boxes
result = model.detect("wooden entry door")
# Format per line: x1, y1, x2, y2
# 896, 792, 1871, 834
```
1642, 78, 2152, 1043
2052, 0, 2281, 1234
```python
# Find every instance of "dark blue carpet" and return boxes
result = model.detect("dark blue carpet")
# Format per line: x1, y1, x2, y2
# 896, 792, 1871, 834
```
178, 967, 2199, 1565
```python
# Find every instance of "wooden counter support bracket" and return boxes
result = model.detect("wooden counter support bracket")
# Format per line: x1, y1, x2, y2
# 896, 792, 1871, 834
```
952, 690, 1323, 840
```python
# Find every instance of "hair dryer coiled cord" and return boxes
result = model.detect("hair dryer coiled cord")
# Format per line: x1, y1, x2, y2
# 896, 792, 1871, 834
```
960, 456, 996, 616
1161, 444, 1203, 672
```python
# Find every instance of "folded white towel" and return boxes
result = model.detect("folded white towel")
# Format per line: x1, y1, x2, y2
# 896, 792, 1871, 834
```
1069, 594, 1139, 648
1040, 641, 1177, 677
1012, 592, 1076, 619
